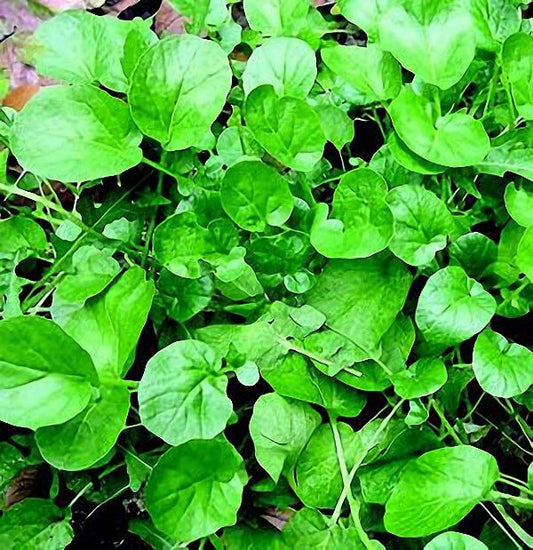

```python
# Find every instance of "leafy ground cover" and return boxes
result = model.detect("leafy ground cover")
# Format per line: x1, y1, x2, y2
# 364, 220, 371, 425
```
0, 0, 532, 548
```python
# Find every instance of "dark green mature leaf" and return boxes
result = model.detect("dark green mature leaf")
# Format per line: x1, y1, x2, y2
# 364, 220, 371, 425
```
139, 340, 232, 446
243, 37, 317, 98
30, 11, 156, 92
384, 446, 500, 537
221, 160, 294, 232
250, 393, 321, 483
306, 254, 412, 352
245, 85, 326, 172
473, 329, 533, 397
56, 267, 155, 378
145, 438, 247, 542
129, 35, 232, 150
387, 184, 453, 266
389, 87, 490, 167
11, 85, 143, 182
338, 0, 477, 89
321, 44, 401, 103
517, 226, 533, 280
36, 386, 130, 471
310, 169, 393, 259
0, 498, 73, 549
415, 267, 496, 349
0, 316, 98, 430
502, 33, 533, 120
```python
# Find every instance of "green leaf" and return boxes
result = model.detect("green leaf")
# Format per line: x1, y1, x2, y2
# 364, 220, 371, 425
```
129, 35, 232, 150
0, 216, 47, 260
56, 267, 155, 378
295, 423, 364, 508
10, 85, 142, 182
384, 446, 500, 537
153, 212, 215, 278
392, 358, 448, 400
389, 87, 490, 167
282, 508, 366, 549
129, 519, 176, 550
310, 168, 394, 259
306, 254, 412, 352
139, 340, 232, 446
220, 160, 294, 232
473, 329, 533, 398
243, 0, 309, 36
476, 127, 533, 181
517, 226, 533, 281
0, 442, 41, 493
36, 385, 130, 471
243, 37, 317, 98
314, 104, 354, 151
0, 316, 98, 430
415, 266, 496, 349
338, 0, 477, 89
449, 232, 498, 280
213, 247, 263, 300
249, 393, 321, 483
50, 246, 120, 322
472, 0, 520, 51
30, 11, 156, 92
321, 44, 401, 102
167, 0, 227, 34
502, 33, 533, 120
145, 438, 247, 542
244, 85, 326, 172
0, 498, 73, 549
388, 133, 446, 175
425, 532, 488, 550
387, 184, 453, 266
505, 182, 533, 227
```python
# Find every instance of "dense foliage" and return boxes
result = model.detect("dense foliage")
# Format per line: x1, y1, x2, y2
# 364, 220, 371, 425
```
0, 0, 532, 548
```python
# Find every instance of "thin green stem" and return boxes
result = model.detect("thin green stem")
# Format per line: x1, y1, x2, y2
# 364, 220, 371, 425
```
142, 157, 180, 180
68, 481, 93, 508
481, 503, 521, 549
432, 87, 442, 118
492, 491, 533, 509
499, 478, 533, 496
431, 400, 463, 445
371, 106, 387, 140
100, 377, 139, 390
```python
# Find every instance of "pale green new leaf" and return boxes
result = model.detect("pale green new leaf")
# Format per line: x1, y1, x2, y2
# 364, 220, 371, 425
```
129, 35, 232, 150
392, 358, 448, 400
249, 393, 321, 483
389, 87, 490, 167
415, 267, 496, 349
517, 226, 533, 281
504, 182, 533, 227
36, 386, 130, 471
425, 532, 488, 550
139, 340, 232, 446
387, 184, 453, 266
472, 0, 520, 51
473, 329, 533, 398
0, 316, 98, 430
11, 85, 143, 182
145, 438, 247, 542
30, 11, 156, 92
310, 168, 393, 259
243, 0, 309, 36
321, 44, 401, 102
220, 160, 294, 232
243, 37, 317, 98
245, 85, 326, 172
315, 104, 354, 150
384, 446, 499, 537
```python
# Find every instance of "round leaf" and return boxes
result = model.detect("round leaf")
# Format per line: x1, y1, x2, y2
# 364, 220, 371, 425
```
384, 446, 499, 537
415, 267, 496, 349
145, 438, 247, 542
129, 35, 232, 150
243, 37, 316, 98
245, 85, 326, 172
310, 168, 393, 259
389, 87, 490, 167
139, 340, 233, 446
425, 532, 488, 550
473, 329, 533, 398
0, 316, 98, 430
11, 85, 143, 182
243, 0, 309, 36
221, 160, 294, 232
392, 358, 448, 400
36, 386, 130, 471
504, 182, 533, 227
387, 184, 453, 266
